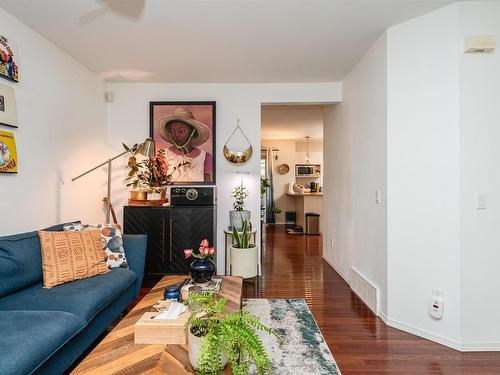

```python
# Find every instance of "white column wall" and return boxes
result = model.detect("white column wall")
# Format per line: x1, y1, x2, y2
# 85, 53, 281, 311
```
323, 32, 388, 315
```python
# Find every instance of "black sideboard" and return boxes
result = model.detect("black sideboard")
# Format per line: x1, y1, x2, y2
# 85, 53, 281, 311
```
123, 205, 216, 275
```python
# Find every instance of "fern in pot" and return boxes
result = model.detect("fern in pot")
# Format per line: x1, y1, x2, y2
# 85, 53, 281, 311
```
186, 292, 275, 375
231, 220, 258, 279
229, 183, 250, 231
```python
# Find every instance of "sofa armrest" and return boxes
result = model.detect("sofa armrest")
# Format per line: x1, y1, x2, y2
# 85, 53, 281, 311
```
123, 234, 147, 298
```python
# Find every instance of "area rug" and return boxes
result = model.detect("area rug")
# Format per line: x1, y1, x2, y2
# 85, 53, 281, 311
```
243, 298, 341, 375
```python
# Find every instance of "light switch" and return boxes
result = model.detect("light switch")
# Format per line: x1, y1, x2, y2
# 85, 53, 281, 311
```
375, 190, 382, 204
475, 193, 487, 209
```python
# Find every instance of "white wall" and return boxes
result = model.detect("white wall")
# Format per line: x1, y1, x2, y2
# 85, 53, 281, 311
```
387, 4, 462, 347
459, 1, 500, 349
323, 32, 388, 314
105, 82, 341, 273
0, 8, 107, 236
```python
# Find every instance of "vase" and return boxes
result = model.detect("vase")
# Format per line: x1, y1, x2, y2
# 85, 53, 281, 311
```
229, 210, 251, 231
187, 326, 228, 370
190, 259, 215, 284
230, 244, 258, 279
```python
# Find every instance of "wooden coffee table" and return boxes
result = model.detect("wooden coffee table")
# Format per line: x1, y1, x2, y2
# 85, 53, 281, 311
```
72, 276, 243, 374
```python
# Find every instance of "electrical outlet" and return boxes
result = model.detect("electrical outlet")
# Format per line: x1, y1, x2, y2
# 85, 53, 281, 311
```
430, 289, 444, 319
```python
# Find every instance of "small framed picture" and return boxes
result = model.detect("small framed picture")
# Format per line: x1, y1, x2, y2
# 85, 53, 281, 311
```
0, 130, 17, 173
0, 34, 19, 83
150, 101, 216, 185
0, 83, 18, 128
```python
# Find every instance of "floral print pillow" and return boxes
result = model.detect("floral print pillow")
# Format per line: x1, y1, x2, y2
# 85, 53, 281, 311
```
63, 223, 128, 269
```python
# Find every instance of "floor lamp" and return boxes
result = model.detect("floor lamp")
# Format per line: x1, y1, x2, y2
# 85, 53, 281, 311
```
72, 138, 156, 223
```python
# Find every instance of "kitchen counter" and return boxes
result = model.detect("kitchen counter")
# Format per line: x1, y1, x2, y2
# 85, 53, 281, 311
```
287, 191, 323, 233
286, 192, 323, 196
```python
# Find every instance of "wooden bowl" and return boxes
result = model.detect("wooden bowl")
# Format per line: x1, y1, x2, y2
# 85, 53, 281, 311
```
278, 164, 290, 175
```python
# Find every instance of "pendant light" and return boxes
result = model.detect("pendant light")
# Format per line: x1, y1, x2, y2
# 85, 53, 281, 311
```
305, 136, 311, 164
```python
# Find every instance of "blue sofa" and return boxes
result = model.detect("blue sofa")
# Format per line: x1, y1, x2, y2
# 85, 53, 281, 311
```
0, 223, 147, 375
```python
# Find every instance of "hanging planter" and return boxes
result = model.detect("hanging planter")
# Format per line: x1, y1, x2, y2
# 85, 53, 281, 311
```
223, 119, 253, 164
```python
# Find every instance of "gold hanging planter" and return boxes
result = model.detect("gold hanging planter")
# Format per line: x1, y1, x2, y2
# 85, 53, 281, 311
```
223, 119, 253, 164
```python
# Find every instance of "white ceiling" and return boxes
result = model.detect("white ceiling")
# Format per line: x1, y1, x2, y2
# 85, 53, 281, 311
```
0, 0, 455, 83
261, 105, 324, 141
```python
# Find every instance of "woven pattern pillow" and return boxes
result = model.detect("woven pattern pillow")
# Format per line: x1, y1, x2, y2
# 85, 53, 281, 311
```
38, 230, 109, 288
63, 223, 128, 269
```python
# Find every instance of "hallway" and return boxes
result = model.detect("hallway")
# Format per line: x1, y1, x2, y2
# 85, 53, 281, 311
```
243, 225, 500, 375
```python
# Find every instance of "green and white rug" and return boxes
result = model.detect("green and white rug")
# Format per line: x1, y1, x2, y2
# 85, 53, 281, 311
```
244, 298, 341, 375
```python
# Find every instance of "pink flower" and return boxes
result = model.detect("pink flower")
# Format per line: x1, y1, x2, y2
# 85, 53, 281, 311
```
209, 247, 215, 255
199, 247, 205, 253
184, 249, 193, 258
200, 239, 209, 248
204, 247, 210, 255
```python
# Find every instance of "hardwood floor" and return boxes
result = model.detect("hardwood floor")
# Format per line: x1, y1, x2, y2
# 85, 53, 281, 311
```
243, 224, 500, 375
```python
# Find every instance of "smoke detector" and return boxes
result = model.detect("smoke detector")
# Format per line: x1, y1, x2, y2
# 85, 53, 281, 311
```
464, 35, 495, 54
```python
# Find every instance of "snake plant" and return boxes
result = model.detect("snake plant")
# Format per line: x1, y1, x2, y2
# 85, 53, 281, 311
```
232, 220, 251, 248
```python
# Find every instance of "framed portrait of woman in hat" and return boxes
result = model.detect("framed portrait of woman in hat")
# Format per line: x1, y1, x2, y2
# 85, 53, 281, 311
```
150, 101, 216, 185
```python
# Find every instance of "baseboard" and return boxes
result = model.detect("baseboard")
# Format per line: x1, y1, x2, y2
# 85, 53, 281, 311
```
460, 342, 500, 351
378, 309, 389, 324
322, 255, 350, 284
383, 315, 462, 351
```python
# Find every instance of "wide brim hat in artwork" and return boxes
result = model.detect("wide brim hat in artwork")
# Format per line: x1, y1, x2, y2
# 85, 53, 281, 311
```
154, 108, 211, 147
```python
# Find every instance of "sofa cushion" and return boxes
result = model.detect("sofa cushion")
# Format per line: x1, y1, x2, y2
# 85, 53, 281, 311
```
0, 222, 79, 298
39, 229, 109, 288
0, 310, 86, 375
0, 268, 136, 322
64, 223, 129, 269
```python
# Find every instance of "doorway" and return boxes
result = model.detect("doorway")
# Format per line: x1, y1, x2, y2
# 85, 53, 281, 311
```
260, 104, 325, 238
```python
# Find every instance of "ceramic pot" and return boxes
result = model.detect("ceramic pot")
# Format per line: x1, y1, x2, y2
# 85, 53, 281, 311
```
230, 244, 258, 279
130, 190, 148, 200
190, 259, 215, 284
187, 326, 228, 370
229, 210, 251, 231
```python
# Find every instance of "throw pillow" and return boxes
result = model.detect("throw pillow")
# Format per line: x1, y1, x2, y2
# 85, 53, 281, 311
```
38, 230, 109, 288
63, 223, 129, 269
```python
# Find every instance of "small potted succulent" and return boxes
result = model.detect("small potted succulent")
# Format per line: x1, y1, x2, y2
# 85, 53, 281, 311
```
185, 292, 275, 374
184, 239, 216, 284
231, 220, 258, 279
229, 182, 251, 231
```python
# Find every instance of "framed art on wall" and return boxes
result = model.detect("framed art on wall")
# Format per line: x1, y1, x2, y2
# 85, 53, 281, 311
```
150, 101, 216, 185
0, 35, 19, 83
0, 130, 17, 173
0, 83, 18, 128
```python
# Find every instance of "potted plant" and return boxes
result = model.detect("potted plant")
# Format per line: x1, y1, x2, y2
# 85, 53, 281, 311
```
124, 149, 148, 200
230, 182, 250, 231
184, 239, 216, 284
260, 178, 281, 223
185, 292, 275, 374
231, 220, 258, 279
124, 143, 189, 201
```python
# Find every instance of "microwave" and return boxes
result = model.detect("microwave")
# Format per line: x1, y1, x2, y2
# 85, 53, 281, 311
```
295, 164, 319, 177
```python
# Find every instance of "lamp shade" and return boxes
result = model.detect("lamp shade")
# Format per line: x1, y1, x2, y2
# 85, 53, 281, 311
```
137, 138, 155, 158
